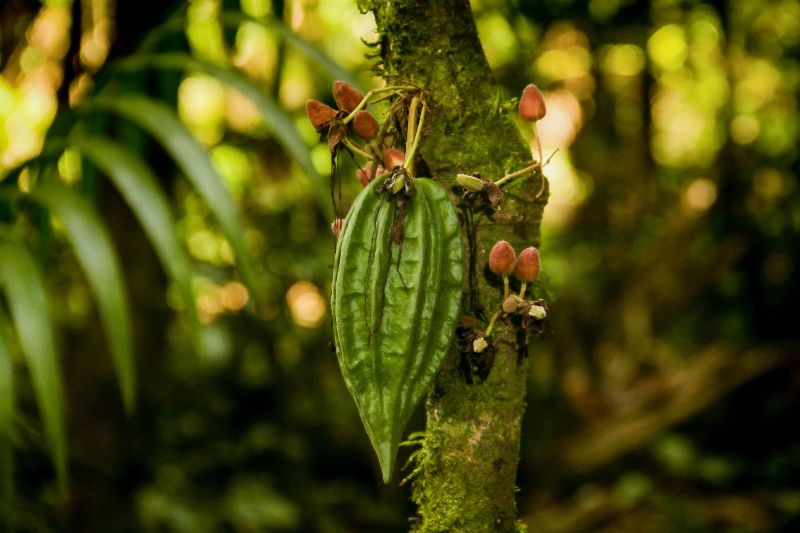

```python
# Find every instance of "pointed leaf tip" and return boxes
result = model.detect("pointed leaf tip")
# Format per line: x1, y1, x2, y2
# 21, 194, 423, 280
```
377, 440, 395, 484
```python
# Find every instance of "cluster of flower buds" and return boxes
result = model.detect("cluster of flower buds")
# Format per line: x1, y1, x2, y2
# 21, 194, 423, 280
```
306, 80, 414, 193
488, 240, 545, 319
305, 80, 384, 148
471, 241, 546, 354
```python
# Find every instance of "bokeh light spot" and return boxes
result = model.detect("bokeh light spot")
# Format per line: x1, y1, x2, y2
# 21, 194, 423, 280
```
648, 24, 688, 71
684, 178, 717, 211
286, 281, 326, 328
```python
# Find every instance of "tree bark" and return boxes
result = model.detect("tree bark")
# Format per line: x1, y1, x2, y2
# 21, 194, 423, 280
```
364, 1, 548, 530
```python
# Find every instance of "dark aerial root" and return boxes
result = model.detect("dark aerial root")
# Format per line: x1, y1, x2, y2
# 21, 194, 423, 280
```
460, 205, 484, 319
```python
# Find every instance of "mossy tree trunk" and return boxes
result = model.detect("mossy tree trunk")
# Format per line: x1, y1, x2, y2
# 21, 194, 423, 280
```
364, 0, 548, 531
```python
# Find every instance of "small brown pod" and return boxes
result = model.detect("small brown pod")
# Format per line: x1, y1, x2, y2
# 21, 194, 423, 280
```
383, 148, 405, 170
356, 165, 387, 187
353, 110, 379, 140
306, 99, 337, 130
333, 80, 364, 113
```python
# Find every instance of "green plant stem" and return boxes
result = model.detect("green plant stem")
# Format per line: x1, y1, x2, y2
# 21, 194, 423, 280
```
518, 282, 527, 299
404, 101, 427, 178
342, 138, 373, 160
484, 310, 501, 337
342, 85, 418, 124
532, 122, 543, 164
406, 96, 420, 156
495, 163, 537, 188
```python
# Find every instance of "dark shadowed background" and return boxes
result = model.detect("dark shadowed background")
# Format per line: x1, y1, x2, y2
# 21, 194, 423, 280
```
0, 0, 798, 531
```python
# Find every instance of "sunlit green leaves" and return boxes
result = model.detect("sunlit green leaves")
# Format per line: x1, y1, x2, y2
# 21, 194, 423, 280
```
29, 181, 135, 413
114, 53, 333, 220
219, 13, 360, 89
75, 137, 200, 341
88, 95, 260, 295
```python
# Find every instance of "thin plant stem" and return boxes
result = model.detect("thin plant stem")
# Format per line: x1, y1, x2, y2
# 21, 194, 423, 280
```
343, 85, 418, 124
532, 122, 543, 164
495, 163, 537, 187
406, 97, 420, 156
404, 100, 427, 177
343, 138, 373, 159
485, 310, 501, 337
518, 282, 527, 299
502, 275, 510, 300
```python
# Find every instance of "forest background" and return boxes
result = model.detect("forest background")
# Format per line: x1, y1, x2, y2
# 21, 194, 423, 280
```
0, 0, 799, 531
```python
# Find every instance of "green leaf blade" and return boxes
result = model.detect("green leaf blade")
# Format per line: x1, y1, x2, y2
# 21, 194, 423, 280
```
75, 137, 200, 341
219, 13, 362, 90
0, 310, 16, 530
332, 179, 464, 483
112, 53, 333, 221
29, 182, 136, 413
0, 241, 66, 489
88, 95, 261, 296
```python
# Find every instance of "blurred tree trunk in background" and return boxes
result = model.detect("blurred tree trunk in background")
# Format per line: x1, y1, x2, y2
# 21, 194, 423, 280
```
366, 0, 547, 530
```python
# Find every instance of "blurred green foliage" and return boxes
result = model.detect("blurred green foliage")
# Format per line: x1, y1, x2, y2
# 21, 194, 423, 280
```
0, 0, 798, 531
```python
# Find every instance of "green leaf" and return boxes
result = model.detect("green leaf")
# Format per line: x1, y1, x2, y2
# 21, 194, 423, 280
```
133, 12, 360, 89
0, 241, 66, 489
87, 95, 261, 295
75, 137, 200, 342
332, 178, 464, 482
112, 53, 333, 221
219, 13, 361, 90
29, 181, 135, 413
0, 309, 15, 531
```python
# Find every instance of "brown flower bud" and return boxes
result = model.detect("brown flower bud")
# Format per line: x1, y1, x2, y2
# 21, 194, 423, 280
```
514, 247, 541, 283
331, 218, 344, 239
356, 165, 387, 187
353, 110, 379, 140
306, 99, 337, 130
489, 240, 516, 276
502, 296, 518, 314
519, 84, 546, 122
333, 80, 364, 113
383, 148, 405, 170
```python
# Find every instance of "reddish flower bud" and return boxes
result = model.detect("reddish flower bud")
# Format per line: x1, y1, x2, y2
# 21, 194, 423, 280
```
353, 110, 379, 140
519, 84, 546, 122
306, 99, 337, 130
489, 240, 516, 276
356, 165, 387, 187
514, 246, 541, 283
331, 218, 344, 239
333, 80, 364, 113
383, 148, 405, 170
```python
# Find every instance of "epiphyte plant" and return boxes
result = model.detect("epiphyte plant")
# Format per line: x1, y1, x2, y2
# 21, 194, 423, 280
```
308, 82, 464, 482
307, 81, 551, 482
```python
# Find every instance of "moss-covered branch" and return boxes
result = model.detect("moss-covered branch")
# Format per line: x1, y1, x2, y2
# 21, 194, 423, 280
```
363, 0, 548, 530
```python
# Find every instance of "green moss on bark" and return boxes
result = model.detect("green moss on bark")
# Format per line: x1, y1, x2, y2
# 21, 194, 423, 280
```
363, 0, 547, 530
